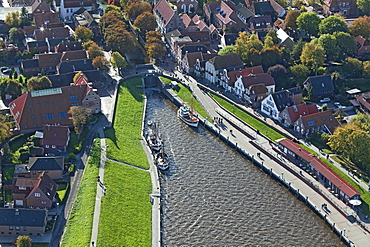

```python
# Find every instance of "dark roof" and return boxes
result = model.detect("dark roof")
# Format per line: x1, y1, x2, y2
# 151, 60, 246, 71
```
223, 33, 239, 46
0, 208, 46, 227
254, 2, 274, 15
48, 38, 69, 47
27, 40, 48, 48
181, 44, 208, 55
208, 53, 243, 70
305, 75, 334, 97
22, 59, 40, 69
236, 3, 254, 19
48, 70, 101, 87
271, 89, 296, 111
57, 59, 94, 74
28, 156, 64, 171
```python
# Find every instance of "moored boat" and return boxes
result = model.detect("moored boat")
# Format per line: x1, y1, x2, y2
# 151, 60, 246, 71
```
155, 150, 170, 171
146, 121, 162, 151
177, 103, 199, 127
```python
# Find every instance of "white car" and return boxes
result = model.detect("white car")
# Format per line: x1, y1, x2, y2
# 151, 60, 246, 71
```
320, 98, 330, 103
334, 102, 342, 108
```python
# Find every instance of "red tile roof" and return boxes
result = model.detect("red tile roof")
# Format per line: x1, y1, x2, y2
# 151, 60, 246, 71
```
227, 66, 264, 83
278, 139, 360, 198
154, 0, 175, 27
299, 110, 339, 133
286, 103, 319, 123
42, 125, 70, 147
240, 73, 275, 88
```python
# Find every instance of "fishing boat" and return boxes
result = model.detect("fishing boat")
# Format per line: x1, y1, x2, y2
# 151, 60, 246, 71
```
177, 103, 199, 127
155, 149, 170, 171
146, 121, 162, 151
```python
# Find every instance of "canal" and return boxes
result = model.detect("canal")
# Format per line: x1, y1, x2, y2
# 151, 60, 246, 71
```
145, 90, 344, 246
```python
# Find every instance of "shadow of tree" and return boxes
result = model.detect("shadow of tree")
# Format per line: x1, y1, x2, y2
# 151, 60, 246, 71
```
122, 77, 144, 103
104, 128, 119, 149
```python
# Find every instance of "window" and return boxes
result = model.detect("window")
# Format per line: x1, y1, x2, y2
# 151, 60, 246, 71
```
29, 104, 32, 108
31, 115, 34, 119
71, 103, 79, 106
24, 125, 28, 129
307, 120, 315, 127
35, 193, 40, 197
41, 201, 46, 204
37, 103, 40, 107
23, 227, 26, 231
46, 145, 49, 148
52, 145, 56, 148
33, 124, 37, 128
19, 186, 26, 190
40, 114, 43, 118
70, 95, 78, 102
46, 102, 49, 106
58, 101, 61, 104
58, 112, 67, 119
16, 226, 20, 231
9, 226, 13, 230
46, 113, 55, 120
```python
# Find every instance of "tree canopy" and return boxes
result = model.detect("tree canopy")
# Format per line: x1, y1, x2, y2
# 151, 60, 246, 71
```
125, 0, 152, 20
92, 56, 111, 72
0, 78, 22, 99
300, 41, 326, 71
5, 11, 21, 28
342, 57, 363, 78
333, 32, 357, 60
111, 51, 127, 69
16, 235, 31, 247
20, 6, 30, 27
27, 76, 52, 91
290, 64, 310, 79
74, 26, 94, 42
87, 43, 104, 59
133, 11, 157, 33
357, 0, 370, 15
0, 114, 12, 143
316, 34, 339, 61
319, 16, 349, 35
104, 4, 121, 14
284, 10, 301, 30
68, 106, 93, 139
349, 16, 370, 38
296, 12, 321, 37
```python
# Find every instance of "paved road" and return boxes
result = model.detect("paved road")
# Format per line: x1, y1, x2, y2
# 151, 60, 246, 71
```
155, 66, 370, 246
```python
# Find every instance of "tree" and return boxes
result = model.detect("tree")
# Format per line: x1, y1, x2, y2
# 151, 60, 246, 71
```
363, 61, 370, 78
284, 10, 301, 30
267, 64, 287, 79
261, 46, 282, 70
291, 39, 306, 61
0, 114, 11, 143
74, 26, 94, 42
82, 40, 97, 50
316, 34, 339, 61
146, 42, 166, 59
342, 57, 363, 78
0, 78, 22, 99
68, 106, 93, 139
349, 16, 370, 38
105, 28, 135, 55
104, 4, 121, 14
99, 10, 124, 33
357, 0, 370, 15
9, 27, 25, 45
146, 31, 162, 43
334, 32, 357, 60
92, 56, 110, 72
296, 12, 321, 36
111, 51, 127, 69
27, 76, 51, 91
125, 0, 152, 20
87, 43, 104, 59
108, 0, 121, 6
264, 36, 274, 48
16, 235, 31, 247
20, 6, 30, 27
266, 29, 279, 44
218, 46, 234, 55
328, 118, 370, 167
319, 16, 349, 35
290, 64, 310, 79
133, 12, 157, 33
5, 11, 21, 28
300, 41, 326, 71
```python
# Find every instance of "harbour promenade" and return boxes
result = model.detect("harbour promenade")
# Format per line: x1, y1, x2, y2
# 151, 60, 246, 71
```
158, 68, 370, 246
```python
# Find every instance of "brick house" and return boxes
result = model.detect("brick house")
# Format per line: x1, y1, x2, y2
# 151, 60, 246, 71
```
279, 103, 319, 127
323, 0, 358, 18
354, 36, 370, 58
34, 27, 71, 41
28, 156, 64, 180
219, 65, 264, 91
0, 208, 47, 237
154, 0, 184, 33
9, 84, 101, 132
293, 110, 340, 135
12, 171, 57, 209
40, 125, 70, 152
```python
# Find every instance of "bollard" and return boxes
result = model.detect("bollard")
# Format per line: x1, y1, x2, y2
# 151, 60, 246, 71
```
270, 168, 273, 177
235, 143, 238, 150
305, 196, 308, 204
296, 189, 299, 197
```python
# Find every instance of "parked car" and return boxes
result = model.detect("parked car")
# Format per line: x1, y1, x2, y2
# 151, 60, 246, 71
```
320, 98, 330, 103
2, 69, 12, 74
334, 102, 342, 108
0, 67, 10, 73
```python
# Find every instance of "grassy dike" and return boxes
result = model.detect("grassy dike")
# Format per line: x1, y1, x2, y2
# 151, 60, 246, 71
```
98, 77, 151, 246
61, 138, 101, 246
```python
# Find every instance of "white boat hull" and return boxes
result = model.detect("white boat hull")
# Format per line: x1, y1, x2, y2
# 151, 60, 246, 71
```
177, 109, 199, 127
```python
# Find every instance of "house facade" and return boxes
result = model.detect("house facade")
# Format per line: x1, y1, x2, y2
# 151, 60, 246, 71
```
233, 73, 275, 99
293, 110, 340, 136
60, 0, 95, 22
205, 53, 244, 84
279, 103, 319, 127
154, 0, 184, 33
354, 36, 370, 58
0, 208, 47, 237
323, 0, 358, 18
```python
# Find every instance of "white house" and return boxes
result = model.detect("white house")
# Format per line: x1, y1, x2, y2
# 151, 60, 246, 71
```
234, 73, 275, 99
60, 0, 95, 22
219, 66, 265, 92
205, 53, 243, 84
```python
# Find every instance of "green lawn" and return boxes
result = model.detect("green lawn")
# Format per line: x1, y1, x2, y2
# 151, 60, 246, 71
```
56, 182, 69, 204
2, 165, 15, 180
174, 83, 212, 121
210, 93, 285, 142
320, 158, 370, 217
104, 77, 149, 169
9, 132, 33, 152
67, 127, 89, 154
61, 138, 101, 246
159, 76, 172, 84
97, 160, 151, 247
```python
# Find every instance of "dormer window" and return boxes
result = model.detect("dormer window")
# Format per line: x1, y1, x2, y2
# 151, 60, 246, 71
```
322, 83, 325, 87
35, 193, 40, 197
19, 186, 26, 190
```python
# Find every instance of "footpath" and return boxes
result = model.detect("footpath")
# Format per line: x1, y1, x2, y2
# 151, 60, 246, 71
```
156, 67, 370, 247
